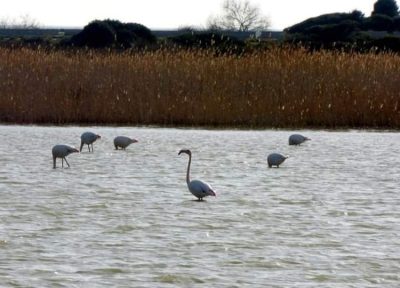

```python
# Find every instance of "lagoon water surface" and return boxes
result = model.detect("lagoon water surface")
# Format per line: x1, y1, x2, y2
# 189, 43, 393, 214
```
0, 125, 399, 287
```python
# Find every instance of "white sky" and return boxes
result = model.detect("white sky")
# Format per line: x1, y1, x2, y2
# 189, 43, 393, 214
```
0, 0, 384, 30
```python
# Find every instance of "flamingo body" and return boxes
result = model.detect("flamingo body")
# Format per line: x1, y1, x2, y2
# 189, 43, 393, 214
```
267, 153, 288, 168
80, 132, 101, 152
289, 134, 310, 145
187, 179, 216, 200
179, 149, 216, 200
52, 144, 79, 168
114, 136, 138, 150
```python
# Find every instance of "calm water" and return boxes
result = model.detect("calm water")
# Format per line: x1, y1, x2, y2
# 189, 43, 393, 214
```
0, 125, 399, 287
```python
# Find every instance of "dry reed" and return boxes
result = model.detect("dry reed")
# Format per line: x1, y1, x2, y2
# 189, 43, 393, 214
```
1, 47, 400, 128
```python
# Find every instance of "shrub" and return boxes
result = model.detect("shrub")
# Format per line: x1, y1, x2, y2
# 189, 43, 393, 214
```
70, 20, 116, 48
104, 20, 156, 48
70, 19, 155, 49
369, 35, 400, 51
363, 14, 395, 31
285, 11, 363, 34
307, 20, 359, 42
372, 0, 399, 17
392, 16, 400, 30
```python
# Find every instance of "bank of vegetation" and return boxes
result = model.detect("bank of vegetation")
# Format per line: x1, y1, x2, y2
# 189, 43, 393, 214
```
1, 47, 399, 128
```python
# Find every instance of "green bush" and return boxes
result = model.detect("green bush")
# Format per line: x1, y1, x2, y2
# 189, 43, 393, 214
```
70, 20, 116, 48
104, 20, 156, 48
369, 36, 400, 51
70, 19, 155, 49
363, 14, 395, 31
392, 16, 400, 30
372, 0, 399, 17
285, 11, 363, 34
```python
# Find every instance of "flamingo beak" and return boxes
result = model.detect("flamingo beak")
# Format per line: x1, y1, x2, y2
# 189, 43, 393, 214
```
209, 190, 216, 197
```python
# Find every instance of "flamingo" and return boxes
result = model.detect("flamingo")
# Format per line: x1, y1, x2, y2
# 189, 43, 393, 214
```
80, 132, 101, 152
289, 134, 310, 145
114, 136, 138, 150
267, 153, 288, 168
52, 144, 79, 168
178, 149, 216, 201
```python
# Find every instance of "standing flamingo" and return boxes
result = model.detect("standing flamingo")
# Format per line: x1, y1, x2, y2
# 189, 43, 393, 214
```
178, 149, 216, 201
80, 132, 101, 152
52, 144, 79, 168
114, 136, 138, 150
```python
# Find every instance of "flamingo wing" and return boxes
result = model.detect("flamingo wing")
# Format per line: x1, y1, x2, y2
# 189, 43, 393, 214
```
189, 179, 216, 198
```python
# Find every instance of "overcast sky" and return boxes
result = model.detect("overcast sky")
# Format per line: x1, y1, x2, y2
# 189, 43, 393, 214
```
0, 0, 384, 30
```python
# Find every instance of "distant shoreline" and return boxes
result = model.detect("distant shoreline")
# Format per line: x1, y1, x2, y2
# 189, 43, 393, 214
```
0, 28, 284, 40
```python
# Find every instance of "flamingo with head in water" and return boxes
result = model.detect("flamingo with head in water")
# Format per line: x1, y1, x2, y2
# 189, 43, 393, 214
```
52, 144, 79, 168
267, 153, 288, 168
289, 134, 310, 145
80, 131, 101, 152
113, 136, 138, 150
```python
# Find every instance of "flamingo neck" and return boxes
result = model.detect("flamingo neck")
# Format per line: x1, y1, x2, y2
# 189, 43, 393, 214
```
186, 153, 191, 185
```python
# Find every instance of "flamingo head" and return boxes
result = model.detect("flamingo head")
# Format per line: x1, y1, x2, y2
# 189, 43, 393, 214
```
68, 146, 79, 153
178, 149, 191, 156
131, 138, 138, 144
208, 189, 217, 197
96, 134, 101, 140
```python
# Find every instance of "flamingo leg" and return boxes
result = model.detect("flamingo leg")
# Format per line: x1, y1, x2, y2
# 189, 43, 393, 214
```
53, 157, 56, 169
64, 157, 70, 167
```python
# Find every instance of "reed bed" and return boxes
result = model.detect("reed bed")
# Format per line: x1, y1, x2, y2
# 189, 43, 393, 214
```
1, 47, 400, 128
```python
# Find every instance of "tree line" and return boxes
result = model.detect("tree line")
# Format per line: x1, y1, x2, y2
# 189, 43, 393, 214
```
1, 0, 400, 53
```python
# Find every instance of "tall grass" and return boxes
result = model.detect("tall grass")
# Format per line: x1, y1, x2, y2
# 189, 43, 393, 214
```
1, 47, 399, 128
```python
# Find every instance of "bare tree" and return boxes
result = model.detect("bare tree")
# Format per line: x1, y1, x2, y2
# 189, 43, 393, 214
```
208, 0, 270, 31
19, 14, 40, 29
0, 14, 40, 29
